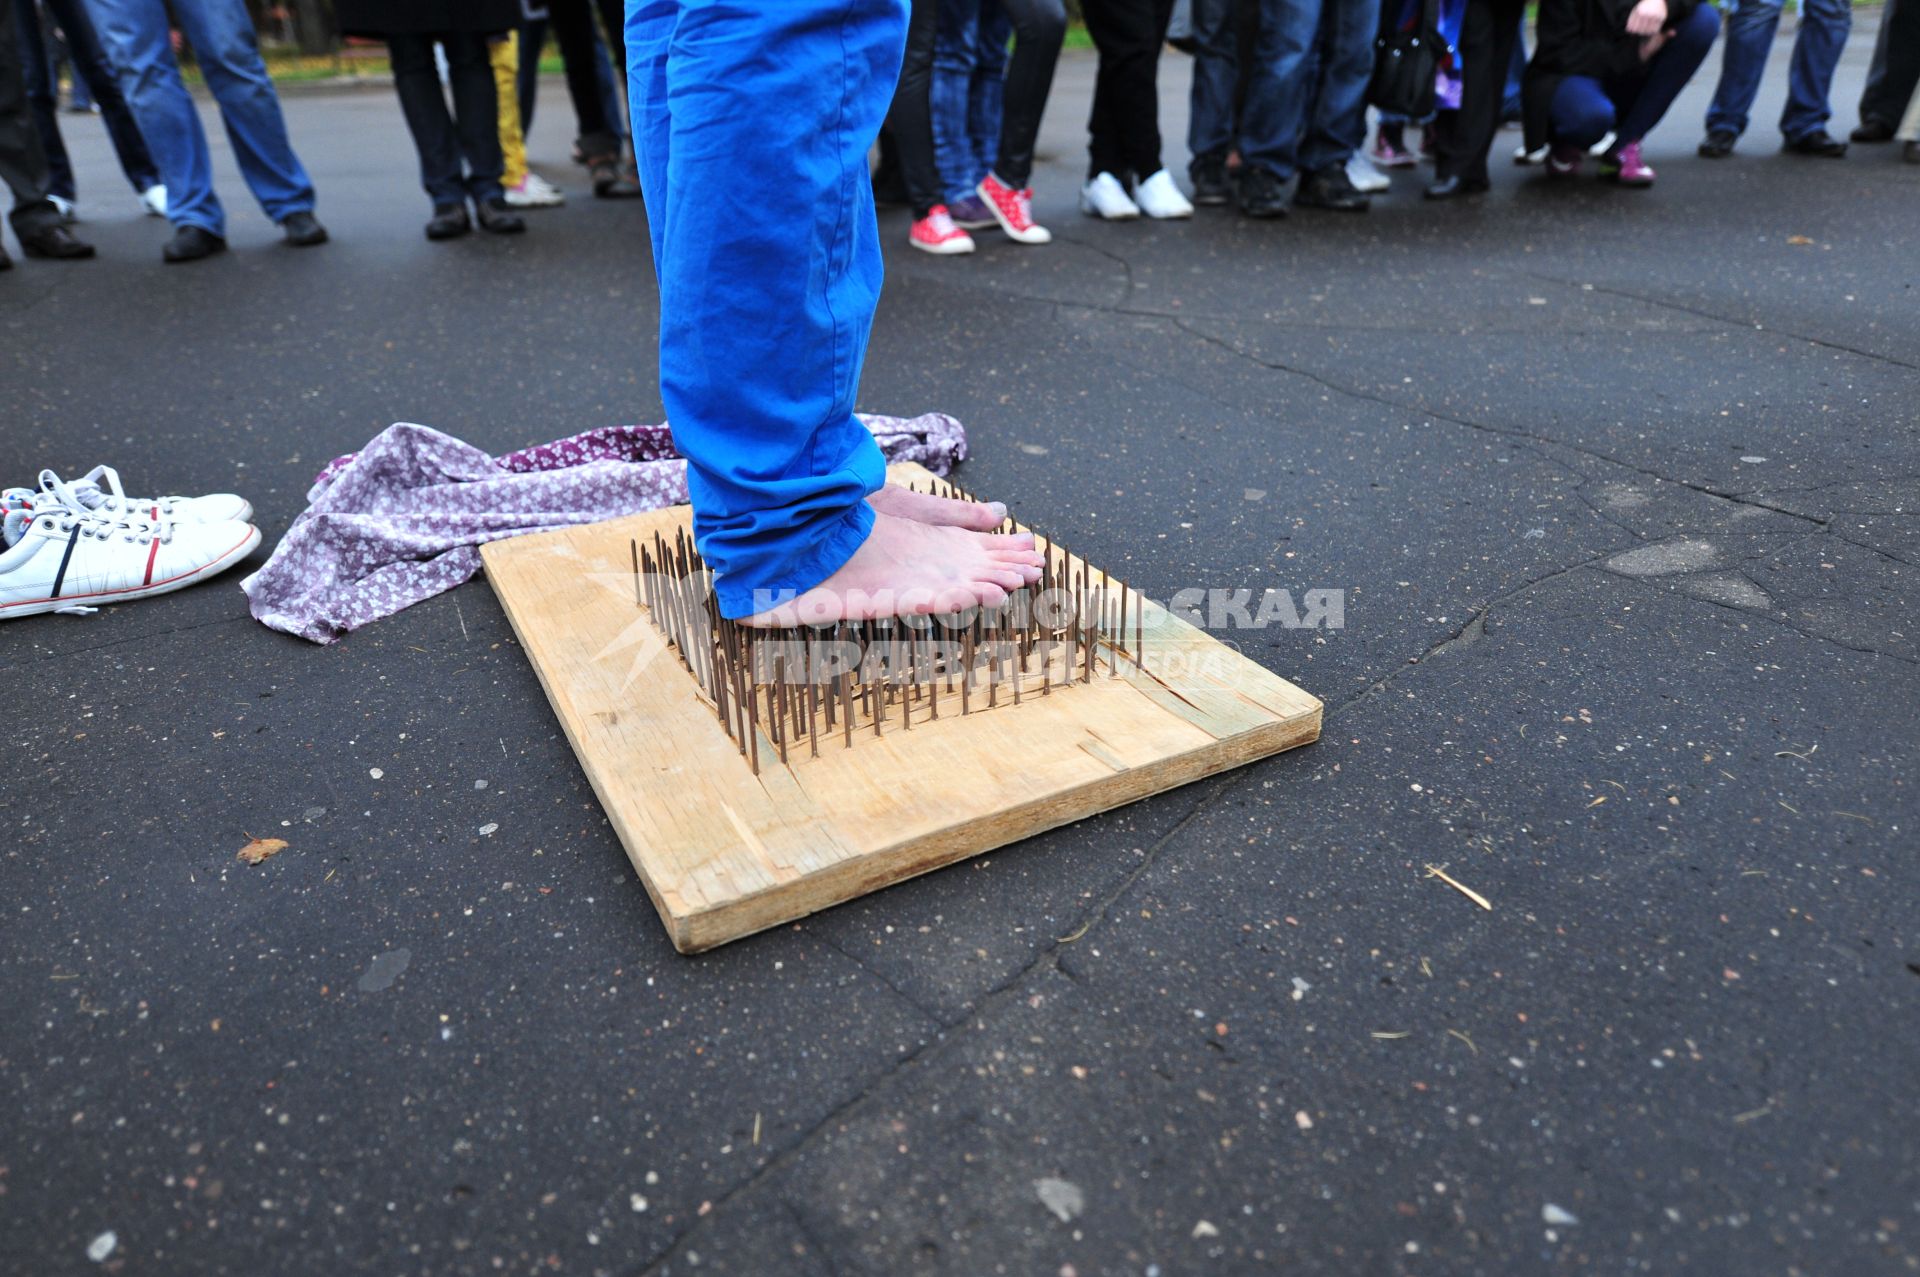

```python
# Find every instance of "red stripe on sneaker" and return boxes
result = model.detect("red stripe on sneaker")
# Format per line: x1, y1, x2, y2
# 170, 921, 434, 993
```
143, 533, 161, 586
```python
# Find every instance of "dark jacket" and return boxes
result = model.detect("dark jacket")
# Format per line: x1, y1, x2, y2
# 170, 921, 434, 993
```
334, 0, 529, 38
1521, 0, 1705, 150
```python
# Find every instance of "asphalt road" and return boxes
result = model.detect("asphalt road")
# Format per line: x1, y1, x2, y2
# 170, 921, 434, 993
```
3, 24, 1916, 1277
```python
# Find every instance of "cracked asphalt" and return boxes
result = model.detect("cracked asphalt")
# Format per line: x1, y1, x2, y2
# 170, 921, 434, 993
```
4, 25, 1916, 1277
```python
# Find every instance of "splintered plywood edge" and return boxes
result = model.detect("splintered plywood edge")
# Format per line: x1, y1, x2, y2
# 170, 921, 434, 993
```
482, 462, 1321, 952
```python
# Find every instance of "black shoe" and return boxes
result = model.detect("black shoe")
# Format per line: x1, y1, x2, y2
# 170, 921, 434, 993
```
1850, 116, 1895, 143
475, 198, 526, 234
1698, 129, 1738, 158
590, 159, 642, 198
1294, 165, 1369, 211
425, 204, 472, 240
1424, 173, 1490, 200
1189, 153, 1232, 206
162, 224, 226, 262
20, 222, 95, 259
1236, 167, 1289, 218
1783, 129, 1847, 157
0, 244, 11, 271
280, 210, 328, 246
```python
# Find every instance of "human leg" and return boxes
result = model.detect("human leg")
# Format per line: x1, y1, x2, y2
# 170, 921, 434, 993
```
1297, 0, 1379, 176
45, 0, 161, 193
1704, 0, 1780, 140
13, 0, 74, 202
168, 0, 315, 222
388, 34, 468, 210
1779, 0, 1850, 142
1238, 0, 1319, 182
1549, 74, 1617, 150
891, 0, 947, 218
88, 0, 225, 235
639, 0, 1010, 619
1615, 1, 1719, 144
1433, 0, 1524, 184
442, 32, 506, 204
492, 33, 528, 189
990, 0, 1065, 188
931, 0, 981, 201
1082, 0, 1173, 181
1860, 0, 1920, 128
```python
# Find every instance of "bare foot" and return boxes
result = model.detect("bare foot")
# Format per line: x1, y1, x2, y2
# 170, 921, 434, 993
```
740, 511, 1044, 627
867, 483, 1008, 532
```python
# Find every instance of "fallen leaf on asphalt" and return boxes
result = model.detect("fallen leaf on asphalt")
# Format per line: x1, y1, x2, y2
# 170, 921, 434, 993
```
1786, 235, 1814, 245
237, 837, 288, 865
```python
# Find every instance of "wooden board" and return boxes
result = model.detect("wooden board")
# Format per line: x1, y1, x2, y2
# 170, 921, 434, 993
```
481, 464, 1321, 952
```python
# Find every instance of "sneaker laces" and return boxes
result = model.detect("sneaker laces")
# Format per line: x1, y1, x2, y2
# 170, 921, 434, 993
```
15, 469, 175, 544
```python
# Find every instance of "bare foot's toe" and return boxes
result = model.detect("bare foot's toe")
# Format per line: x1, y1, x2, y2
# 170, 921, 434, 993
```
867, 484, 1008, 531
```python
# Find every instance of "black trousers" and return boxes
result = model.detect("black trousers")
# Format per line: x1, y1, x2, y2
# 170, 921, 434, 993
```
995, 0, 1069, 188
890, 0, 944, 217
1083, 0, 1177, 180
520, 0, 622, 151
1433, 0, 1526, 184
388, 32, 505, 209
0, 0, 60, 236
16, 0, 159, 200
1860, 0, 1920, 126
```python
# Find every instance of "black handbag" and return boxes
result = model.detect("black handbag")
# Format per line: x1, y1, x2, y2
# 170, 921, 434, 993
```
1368, 0, 1449, 118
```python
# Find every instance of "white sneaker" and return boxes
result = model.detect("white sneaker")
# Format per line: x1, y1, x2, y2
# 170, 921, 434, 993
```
1589, 131, 1617, 157
503, 173, 566, 208
1346, 152, 1391, 194
1133, 169, 1195, 218
0, 502, 259, 619
139, 184, 168, 217
2, 465, 252, 526
1513, 142, 1548, 165
48, 193, 76, 223
1080, 171, 1141, 220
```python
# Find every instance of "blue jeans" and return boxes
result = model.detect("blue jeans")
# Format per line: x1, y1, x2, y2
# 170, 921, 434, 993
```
931, 0, 1010, 201
87, 0, 315, 235
1186, 0, 1239, 161
15, 0, 160, 199
1553, 2, 1719, 146
1240, 0, 1380, 180
628, 0, 902, 619
1704, 0, 1852, 141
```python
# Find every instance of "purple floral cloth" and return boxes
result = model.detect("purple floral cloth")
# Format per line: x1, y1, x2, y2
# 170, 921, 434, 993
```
244, 413, 969, 644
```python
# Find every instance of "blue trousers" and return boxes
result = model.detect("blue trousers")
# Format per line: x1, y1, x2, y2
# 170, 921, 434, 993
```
627, 0, 904, 619
1240, 0, 1380, 180
931, 0, 1012, 201
16, 0, 159, 200
1551, 2, 1719, 147
87, 0, 315, 236
1704, 0, 1852, 142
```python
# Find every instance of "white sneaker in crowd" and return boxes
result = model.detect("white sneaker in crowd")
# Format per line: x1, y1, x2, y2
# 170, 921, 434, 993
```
503, 173, 566, 208
48, 194, 76, 222
1080, 171, 1141, 220
1346, 152, 1391, 194
139, 184, 168, 217
0, 496, 259, 620
1513, 142, 1548, 165
1133, 169, 1194, 218
2, 465, 252, 526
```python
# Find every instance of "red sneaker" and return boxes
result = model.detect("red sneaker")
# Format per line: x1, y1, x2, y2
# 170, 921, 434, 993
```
976, 173, 1051, 245
909, 205, 976, 255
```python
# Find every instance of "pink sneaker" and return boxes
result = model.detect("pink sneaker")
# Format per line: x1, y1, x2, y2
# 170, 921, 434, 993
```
1371, 132, 1416, 168
976, 172, 1051, 245
1602, 140, 1656, 186
1545, 143, 1585, 177
909, 205, 976, 255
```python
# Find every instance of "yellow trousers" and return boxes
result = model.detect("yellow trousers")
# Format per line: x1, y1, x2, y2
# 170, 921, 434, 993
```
490, 32, 526, 189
